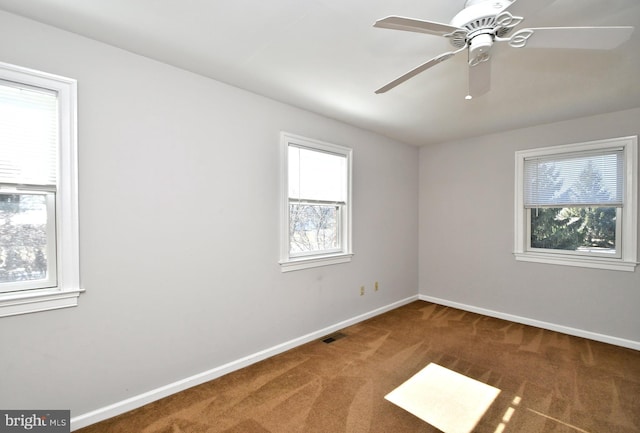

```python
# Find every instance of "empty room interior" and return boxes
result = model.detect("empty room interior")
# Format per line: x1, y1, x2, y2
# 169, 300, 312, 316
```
0, 0, 639, 432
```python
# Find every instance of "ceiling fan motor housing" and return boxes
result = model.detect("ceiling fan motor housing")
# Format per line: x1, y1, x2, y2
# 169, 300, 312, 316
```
450, 0, 515, 45
451, 0, 515, 64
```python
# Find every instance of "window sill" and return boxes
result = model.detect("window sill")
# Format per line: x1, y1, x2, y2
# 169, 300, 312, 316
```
0, 287, 84, 318
514, 252, 638, 272
280, 253, 353, 272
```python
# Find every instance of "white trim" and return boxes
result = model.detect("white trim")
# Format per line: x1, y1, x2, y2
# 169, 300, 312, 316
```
419, 294, 640, 351
514, 136, 638, 271
57, 66, 81, 295
0, 61, 81, 317
279, 132, 353, 271
70, 295, 418, 431
0, 287, 83, 317
513, 251, 637, 272
279, 252, 354, 272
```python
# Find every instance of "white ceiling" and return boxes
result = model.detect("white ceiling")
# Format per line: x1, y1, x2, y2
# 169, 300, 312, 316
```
0, 0, 638, 146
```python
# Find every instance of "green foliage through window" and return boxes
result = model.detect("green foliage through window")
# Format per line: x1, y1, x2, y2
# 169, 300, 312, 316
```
531, 207, 616, 252
529, 159, 617, 252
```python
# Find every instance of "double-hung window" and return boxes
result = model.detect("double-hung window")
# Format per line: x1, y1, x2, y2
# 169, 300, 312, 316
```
0, 62, 80, 316
280, 132, 352, 271
514, 136, 637, 271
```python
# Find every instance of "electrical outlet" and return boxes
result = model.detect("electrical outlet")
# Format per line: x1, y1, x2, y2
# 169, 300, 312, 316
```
360, 286, 365, 296
375, 281, 379, 291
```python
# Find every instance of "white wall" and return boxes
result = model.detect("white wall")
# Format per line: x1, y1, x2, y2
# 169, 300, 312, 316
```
0, 10, 419, 422
419, 107, 640, 346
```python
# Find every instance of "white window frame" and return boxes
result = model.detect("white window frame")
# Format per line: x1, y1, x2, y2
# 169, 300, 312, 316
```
280, 132, 353, 272
0, 62, 81, 316
514, 136, 638, 272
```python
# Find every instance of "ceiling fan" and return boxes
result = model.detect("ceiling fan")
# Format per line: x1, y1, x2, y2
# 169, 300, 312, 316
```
374, 0, 634, 99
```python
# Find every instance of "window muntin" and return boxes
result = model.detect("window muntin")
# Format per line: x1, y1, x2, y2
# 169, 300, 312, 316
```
0, 61, 80, 316
514, 136, 637, 271
280, 133, 352, 271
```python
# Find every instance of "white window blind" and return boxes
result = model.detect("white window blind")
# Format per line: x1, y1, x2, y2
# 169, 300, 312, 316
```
0, 80, 58, 187
523, 149, 623, 208
288, 145, 347, 203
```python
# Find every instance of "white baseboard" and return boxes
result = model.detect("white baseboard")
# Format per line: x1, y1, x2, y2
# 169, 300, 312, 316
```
419, 294, 640, 351
70, 295, 419, 431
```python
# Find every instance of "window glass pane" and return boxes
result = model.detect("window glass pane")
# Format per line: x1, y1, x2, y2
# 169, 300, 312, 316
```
289, 203, 339, 254
0, 193, 51, 286
524, 150, 623, 207
288, 145, 346, 202
0, 80, 58, 186
530, 207, 617, 254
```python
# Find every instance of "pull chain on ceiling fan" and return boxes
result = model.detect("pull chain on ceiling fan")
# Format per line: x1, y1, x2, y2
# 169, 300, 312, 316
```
374, 0, 634, 99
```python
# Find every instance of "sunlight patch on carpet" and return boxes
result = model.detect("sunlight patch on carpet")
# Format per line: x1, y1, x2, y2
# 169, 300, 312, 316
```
385, 363, 500, 433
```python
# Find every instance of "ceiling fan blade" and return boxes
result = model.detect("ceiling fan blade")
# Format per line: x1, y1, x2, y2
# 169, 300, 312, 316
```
500, 0, 556, 20
468, 58, 491, 99
374, 16, 462, 36
510, 26, 634, 49
376, 50, 460, 94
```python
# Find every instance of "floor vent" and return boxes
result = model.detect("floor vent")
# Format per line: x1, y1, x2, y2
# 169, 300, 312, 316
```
321, 332, 346, 344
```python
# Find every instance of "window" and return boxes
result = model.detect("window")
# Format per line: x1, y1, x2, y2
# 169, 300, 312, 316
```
0, 62, 80, 316
514, 136, 637, 271
280, 132, 352, 271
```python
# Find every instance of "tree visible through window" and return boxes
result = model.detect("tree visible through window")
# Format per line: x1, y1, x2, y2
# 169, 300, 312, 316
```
530, 160, 617, 253
280, 133, 352, 271
289, 203, 339, 254
514, 136, 637, 271
0, 61, 80, 316
0, 78, 59, 292
0, 193, 50, 284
